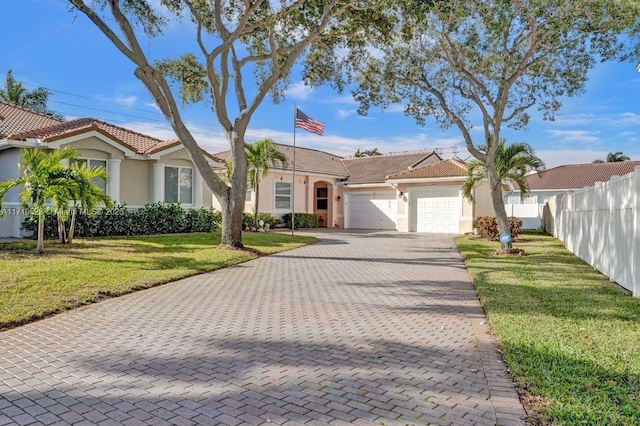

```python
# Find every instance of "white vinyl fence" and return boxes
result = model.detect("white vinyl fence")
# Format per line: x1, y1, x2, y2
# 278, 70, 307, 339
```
544, 166, 640, 297
504, 203, 544, 230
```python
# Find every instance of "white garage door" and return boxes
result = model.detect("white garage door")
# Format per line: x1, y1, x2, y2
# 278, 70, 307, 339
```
414, 189, 460, 233
345, 192, 397, 230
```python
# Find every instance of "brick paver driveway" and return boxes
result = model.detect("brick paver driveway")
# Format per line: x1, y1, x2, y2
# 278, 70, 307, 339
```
0, 231, 526, 426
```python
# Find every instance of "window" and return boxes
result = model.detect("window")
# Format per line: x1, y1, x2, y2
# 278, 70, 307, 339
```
275, 181, 291, 210
316, 187, 328, 210
245, 189, 252, 202
165, 166, 193, 204
72, 158, 107, 193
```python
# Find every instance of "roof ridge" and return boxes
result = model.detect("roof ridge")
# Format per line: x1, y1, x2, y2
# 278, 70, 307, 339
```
343, 149, 435, 160
273, 142, 345, 159
0, 101, 65, 123
87, 117, 168, 143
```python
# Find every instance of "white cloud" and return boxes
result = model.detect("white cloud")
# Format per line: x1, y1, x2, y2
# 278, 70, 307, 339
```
327, 95, 358, 105
114, 94, 137, 108
284, 82, 314, 100
337, 109, 357, 119
545, 129, 600, 144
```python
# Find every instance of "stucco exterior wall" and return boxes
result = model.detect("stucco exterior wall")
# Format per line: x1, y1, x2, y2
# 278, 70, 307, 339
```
0, 147, 23, 203
59, 137, 125, 160
473, 181, 497, 218
120, 159, 150, 206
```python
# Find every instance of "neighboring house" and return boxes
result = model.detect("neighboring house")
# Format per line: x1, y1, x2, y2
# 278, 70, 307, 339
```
505, 161, 640, 204
214, 144, 494, 234
0, 102, 221, 238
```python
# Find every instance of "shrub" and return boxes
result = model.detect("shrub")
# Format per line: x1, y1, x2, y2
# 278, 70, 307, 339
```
242, 212, 277, 229
22, 203, 221, 238
474, 215, 523, 240
282, 213, 318, 229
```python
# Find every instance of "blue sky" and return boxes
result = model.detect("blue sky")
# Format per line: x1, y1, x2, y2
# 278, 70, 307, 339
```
3, 0, 639, 168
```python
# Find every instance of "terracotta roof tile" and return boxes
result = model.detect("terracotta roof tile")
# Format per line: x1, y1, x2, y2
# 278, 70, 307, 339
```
0, 102, 63, 138
387, 159, 468, 180
524, 161, 640, 190
342, 151, 437, 184
6, 117, 167, 154
216, 143, 349, 177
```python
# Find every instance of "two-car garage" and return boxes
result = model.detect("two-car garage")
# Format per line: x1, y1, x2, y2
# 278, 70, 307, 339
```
343, 187, 462, 233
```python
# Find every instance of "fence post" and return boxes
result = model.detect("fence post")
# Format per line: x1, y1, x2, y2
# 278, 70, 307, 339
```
633, 167, 640, 297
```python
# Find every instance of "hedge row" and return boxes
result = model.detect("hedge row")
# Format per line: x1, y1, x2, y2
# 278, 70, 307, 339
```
21, 203, 222, 239
282, 213, 319, 229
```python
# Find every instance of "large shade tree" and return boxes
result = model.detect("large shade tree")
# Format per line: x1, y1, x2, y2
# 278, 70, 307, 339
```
67, 0, 387, 248
338, 0, 639, 248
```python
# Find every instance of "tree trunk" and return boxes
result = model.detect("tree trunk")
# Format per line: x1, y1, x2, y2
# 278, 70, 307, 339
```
254, 182, 260, 227
220, 185, 245, 248
36, 213, 45, 254
57, 213, 65, 244
68, 207, 77, 244
486, 161, 512, 250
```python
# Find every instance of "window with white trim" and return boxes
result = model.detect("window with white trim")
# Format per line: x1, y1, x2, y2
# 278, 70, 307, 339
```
316, 187, 328, 210
245, 189, 252, 202
275, 181, 291, 210
72, 158, 107, 193
165, 166, 193, 204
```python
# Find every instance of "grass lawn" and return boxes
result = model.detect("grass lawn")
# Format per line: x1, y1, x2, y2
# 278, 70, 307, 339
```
456, 231, 640, 425
0, 232, 317, 331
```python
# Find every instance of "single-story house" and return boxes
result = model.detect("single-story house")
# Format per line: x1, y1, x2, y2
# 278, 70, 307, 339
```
505, 161, 640, 204
214, 144, 496, 234
0, 101, 220, 238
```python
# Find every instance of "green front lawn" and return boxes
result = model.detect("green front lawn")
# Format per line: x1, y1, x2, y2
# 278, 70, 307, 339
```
456, 232, 640, 425
0, 232, 317, 330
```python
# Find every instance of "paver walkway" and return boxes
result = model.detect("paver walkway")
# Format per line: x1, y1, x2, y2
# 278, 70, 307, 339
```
0, 231, 527, 425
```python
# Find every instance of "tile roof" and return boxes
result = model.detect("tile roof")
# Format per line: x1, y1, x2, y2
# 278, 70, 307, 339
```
387, 159, 468, 180
341, 151, 437, 184
523, 161, 640, 190
215, 143, 349, 177
5, 117, 165, 154
0, 101, 63, 139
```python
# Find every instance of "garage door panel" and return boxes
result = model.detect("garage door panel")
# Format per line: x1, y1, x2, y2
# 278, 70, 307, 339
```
413, 188, 460, 234
346, 193, 397, 230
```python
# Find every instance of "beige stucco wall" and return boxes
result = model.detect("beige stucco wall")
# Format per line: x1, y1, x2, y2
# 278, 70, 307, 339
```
60, 137, 125, 160
120, 159, 150, 206
473, 181, 497, 218
213, 170, 342, 224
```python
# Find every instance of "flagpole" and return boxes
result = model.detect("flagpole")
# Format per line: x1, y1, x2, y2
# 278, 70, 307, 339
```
292, 105, 296, 236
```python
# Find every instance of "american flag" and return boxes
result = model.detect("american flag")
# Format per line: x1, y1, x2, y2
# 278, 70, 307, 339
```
295, 108, 325, 136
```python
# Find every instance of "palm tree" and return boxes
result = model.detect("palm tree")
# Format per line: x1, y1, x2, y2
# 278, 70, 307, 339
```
245, 139, 288, 227
606, 151, 630, 162
0, 148, 79, 253
0, 70, 63, 119
50, 162, 113, 243
66, 162, 113, 243
463, 140, 546, 202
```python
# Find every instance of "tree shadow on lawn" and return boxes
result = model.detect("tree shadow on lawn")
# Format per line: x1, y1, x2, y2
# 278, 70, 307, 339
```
502, 340, 640, 425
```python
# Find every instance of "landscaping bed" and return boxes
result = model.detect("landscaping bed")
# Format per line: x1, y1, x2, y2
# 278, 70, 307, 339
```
456, 231, 640, 425
0, 232, 317, 331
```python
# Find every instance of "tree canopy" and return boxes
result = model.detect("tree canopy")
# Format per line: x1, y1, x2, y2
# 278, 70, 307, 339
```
341, 0, 639, 247
68, 0, 389, 248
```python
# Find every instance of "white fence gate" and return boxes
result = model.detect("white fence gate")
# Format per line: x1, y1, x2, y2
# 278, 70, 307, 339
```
504, 203, 544, 230
545, 166, 640, 297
